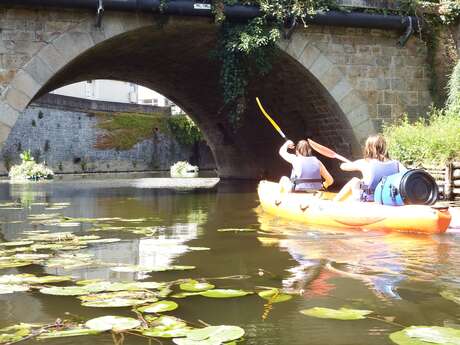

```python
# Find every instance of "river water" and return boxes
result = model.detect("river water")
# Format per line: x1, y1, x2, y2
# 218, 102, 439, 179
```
0, 176, 460, 345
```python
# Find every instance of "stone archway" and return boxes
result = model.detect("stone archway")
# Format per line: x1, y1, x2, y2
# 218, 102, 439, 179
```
0, 11, 375, 178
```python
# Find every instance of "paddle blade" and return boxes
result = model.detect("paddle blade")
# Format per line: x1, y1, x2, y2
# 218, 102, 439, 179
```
255, 97, 287, 140
308, 139, 351, 163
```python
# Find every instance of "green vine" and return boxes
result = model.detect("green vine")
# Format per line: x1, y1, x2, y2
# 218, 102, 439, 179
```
212, 0, 460, 126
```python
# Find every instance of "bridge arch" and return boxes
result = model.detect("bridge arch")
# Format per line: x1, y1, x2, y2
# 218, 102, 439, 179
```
1, 11, 377, 178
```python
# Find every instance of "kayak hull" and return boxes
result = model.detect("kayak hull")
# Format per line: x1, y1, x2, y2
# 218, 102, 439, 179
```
257, 180, 451, 234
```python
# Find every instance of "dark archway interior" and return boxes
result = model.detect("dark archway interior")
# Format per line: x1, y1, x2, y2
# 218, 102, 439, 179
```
36, 18, 357, 179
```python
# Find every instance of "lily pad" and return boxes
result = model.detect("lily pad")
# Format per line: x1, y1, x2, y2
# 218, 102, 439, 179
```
258, 288, 292, 303
300, 307, 373, 320
110, 265, 153, 273
180, 280, 215, 292
143, 327, 192, 338
440, 290, 460, 305
0, 260, 33, 269
171, 292, 202, 298
85, 316, 141, 332
217, 228, 256, 232
0, 284, 30, 294
0, 241, 34, 247
37, 328, 100, 339
199, 289, 253, 298
390, 326, 460, 345
40, 286, 89, 296
138, 300, 179, 313
175, 325, 245, 344
82, 298, 147, 308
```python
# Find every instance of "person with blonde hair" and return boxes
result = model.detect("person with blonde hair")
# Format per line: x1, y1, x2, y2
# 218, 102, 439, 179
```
333, 134, 406, 202
279, 139, 334, 193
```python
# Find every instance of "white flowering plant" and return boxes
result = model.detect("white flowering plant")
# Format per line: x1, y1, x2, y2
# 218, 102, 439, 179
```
170, 161, 199, 178
9, 150, 54, 181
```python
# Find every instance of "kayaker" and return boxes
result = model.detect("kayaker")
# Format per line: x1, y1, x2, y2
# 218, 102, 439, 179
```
279, 140, 334, 193
333, 134, 406, 202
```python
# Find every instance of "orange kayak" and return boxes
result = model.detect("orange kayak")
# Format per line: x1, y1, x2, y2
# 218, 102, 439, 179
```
258, 181, 451, 234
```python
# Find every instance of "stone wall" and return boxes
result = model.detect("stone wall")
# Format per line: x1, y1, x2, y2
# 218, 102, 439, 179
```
0, 95, 215, 174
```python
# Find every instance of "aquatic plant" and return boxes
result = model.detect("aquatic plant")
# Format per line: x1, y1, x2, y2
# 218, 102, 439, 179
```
9, 150, 54, 181
170, 161, 199, 178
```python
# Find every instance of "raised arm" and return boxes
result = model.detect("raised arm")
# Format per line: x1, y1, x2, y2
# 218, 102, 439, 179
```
319, 161, 334, 188
279, 140, 296, 164
339, 159, 364, 172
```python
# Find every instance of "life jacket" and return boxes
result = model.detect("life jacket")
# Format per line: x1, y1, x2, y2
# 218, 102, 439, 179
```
361, 160, 399, 201
290, 156, 323, 192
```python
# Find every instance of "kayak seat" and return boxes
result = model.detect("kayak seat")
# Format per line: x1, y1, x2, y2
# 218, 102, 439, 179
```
290, 178, 323, 193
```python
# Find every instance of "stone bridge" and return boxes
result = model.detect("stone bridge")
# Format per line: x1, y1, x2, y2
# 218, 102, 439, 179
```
0, 4, 432, 178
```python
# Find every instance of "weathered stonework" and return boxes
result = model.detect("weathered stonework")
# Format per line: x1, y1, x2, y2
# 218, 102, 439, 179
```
0, 6, 433, 178
0, 95, 215, 174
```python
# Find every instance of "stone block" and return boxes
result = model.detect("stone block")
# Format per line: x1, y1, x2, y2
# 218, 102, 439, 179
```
298, 44, 321, 70
377, 104, 392, 119
5, 87, 30, 112
330, 78, 353, 103
390, 78, 405, 91
352, 119, 376, 141
320, 66, 344, 90
23, 55, 53, 86
309, 56, 333, 80
10, 69, 41, 98
52, 32, 95, 63
339, 91, 365, 115
37, 44, 66, 73
0, 121, 12, 145
0, 102, 19, 127
285, 31, 310, 60
1, 53, 29, 69
346, 103, 369, 127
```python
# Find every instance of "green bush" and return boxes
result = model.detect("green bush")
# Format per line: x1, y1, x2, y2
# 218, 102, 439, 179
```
167, 115, 203, 146
383, 109, 460, 166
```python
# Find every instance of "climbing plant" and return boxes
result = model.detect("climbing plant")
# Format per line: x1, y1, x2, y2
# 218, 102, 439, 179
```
211, 0, 460, 126
213, 0, 337, 126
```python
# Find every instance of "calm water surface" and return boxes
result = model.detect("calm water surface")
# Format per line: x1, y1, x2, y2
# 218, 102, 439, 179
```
1, 176, 460, 345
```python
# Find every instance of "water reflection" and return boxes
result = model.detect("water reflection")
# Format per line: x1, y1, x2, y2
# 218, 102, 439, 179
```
257, 209, 460, 302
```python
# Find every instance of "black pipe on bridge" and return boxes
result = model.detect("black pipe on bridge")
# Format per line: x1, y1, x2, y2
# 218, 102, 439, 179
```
0, 0, 420, 32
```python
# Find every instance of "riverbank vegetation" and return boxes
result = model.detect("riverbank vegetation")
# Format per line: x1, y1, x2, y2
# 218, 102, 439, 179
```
384, 59, 460, 166
93, 112, 203, 150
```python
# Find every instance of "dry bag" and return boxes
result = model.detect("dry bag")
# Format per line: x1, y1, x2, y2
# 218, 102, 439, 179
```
374, 169, 438, 206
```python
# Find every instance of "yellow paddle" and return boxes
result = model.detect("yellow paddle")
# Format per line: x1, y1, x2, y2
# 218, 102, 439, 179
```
255, 97, 287, 140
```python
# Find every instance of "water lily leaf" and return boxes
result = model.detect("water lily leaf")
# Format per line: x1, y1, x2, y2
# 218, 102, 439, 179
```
40, 286, 89, 296
13, 253, 51, 260
85, 316, 141, 332
390, 326, 460, 345
76, 279, 103, 286
143, 327, 192, 338
110, 265, 153, 273
81, 238, 121, 244
188, 247, 210, 251
0, 241, 34, 247
138, 300, 179, 313
300, 307, 373, 320
171, 292, 202, 298
153, 316, 187, 328
0, 260, 33, 269
199, 289, 253, 298
79, 290, 157, 302
37, 328, 100, 339
0, 284, 30, 294
217, 228, 256, 232
0, 323, 35, 343
173, 338, 220, 345
440, 290, 460, 305
81, 298, 146, 307
258, 289, 292, 303
180, 280, 215, 292
186, 325, 245, 342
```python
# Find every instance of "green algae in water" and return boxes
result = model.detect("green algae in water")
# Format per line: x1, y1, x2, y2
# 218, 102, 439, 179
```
300, 307, 373, 320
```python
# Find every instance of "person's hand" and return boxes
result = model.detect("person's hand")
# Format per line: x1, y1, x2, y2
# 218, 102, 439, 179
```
323, 181, 329, 189
286, 140, 295, 149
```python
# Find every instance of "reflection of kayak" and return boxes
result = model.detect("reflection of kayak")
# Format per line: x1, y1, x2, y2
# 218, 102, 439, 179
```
258, 181, 451, 234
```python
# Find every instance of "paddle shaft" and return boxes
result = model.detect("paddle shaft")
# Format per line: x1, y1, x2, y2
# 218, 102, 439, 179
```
255, 97, 287, 141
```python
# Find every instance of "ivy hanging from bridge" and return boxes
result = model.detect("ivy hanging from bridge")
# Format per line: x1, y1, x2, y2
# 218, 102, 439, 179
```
208, 0, 459, 127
